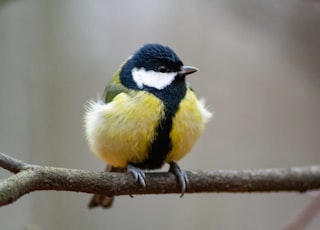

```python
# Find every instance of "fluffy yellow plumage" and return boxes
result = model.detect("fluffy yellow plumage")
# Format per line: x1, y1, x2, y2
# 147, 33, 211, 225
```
85, 91, 164, 167
165, 90, 210, 162
85, 87, 210, 167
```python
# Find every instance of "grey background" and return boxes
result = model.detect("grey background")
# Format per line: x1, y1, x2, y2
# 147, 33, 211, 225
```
1, 1, 320, 229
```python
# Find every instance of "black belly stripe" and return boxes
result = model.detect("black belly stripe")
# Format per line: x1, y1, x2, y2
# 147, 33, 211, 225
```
134, 107, 174, 169
131, 77, 187, 169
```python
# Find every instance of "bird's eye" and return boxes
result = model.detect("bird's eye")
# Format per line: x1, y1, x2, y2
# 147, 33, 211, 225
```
158, 65, 168, 73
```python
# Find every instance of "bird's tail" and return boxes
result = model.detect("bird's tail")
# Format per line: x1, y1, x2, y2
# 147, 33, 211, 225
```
88, 165, 125, 209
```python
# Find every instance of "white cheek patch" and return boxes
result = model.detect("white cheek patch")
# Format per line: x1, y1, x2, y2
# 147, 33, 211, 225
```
132, 68, 176, 90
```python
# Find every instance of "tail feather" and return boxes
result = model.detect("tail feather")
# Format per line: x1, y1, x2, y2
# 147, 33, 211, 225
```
88, 165, 125, 209
88, 194, 114, 209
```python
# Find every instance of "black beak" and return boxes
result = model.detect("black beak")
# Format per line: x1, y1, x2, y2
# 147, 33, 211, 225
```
178, 66, 199, 77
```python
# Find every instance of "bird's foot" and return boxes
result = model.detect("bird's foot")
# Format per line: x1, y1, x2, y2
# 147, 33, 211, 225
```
169, 162, 189, 197
127, 163, 146, 188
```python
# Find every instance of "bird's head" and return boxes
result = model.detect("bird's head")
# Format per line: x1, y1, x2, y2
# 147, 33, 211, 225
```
120, 44, 198, 91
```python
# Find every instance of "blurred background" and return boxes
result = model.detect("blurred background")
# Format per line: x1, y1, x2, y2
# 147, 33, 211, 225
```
1, 0, 320, 229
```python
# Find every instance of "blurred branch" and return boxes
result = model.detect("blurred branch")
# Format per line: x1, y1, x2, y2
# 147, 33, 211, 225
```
1, 152, 320, 207
282, 191, 320, 230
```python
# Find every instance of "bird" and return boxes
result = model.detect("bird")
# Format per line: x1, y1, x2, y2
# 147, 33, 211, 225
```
84, 43, 212, 208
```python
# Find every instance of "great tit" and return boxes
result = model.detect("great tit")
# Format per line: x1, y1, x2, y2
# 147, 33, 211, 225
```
84, 43, 212, 208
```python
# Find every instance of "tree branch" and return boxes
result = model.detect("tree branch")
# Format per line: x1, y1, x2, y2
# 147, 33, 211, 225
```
1, 152, 320, 207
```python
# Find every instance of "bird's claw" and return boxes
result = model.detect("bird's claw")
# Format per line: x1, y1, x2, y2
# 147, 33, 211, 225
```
169, 162, 189, 197
127, 164, 146, 188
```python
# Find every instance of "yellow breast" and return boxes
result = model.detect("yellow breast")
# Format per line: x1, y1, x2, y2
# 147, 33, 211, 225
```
85, 91, 165, 167
165, 89, 210, 163
85, 88, 211, 168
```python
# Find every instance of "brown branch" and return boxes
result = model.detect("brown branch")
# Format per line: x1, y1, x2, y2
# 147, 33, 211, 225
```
1, 152, 320, 207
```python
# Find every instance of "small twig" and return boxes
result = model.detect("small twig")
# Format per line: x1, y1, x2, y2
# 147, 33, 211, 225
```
0, 152, 29, 173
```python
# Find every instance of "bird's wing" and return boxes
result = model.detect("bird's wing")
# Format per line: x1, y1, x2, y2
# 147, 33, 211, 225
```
103, 81, 131, 103
102, 69, 131, 103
